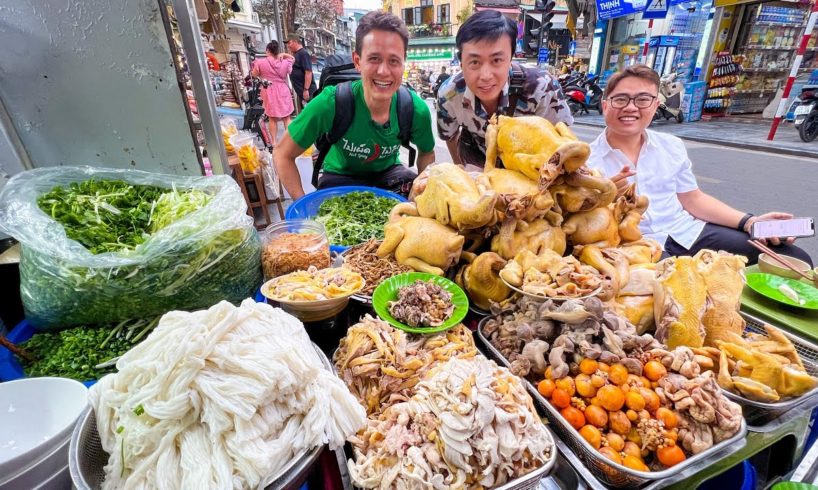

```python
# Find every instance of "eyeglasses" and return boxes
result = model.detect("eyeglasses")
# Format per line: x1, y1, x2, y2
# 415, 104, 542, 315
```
607, 94, 657, 109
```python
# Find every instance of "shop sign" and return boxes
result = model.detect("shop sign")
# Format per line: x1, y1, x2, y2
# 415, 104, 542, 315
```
642, 0, 669, 19
596, 0, 647, 20
538, 47, 550, 64
648, 36, 680, 47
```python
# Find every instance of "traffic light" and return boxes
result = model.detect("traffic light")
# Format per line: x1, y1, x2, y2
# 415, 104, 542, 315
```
527, 0, 556, 61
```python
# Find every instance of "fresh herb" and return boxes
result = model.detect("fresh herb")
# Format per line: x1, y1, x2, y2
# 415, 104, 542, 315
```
37, 179, 165, 254
20, 317, 159, 381
22, 176, 261, 328
315, 192, 397, 246
20, 228, 261, 328
149, 187, 211, 232
116, 426, 124, 434
133, 404, 145, 416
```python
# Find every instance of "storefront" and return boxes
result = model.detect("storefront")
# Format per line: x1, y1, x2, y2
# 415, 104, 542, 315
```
598, 0, 714, 86
406, 39, 457, 85
703, 0, 813, 116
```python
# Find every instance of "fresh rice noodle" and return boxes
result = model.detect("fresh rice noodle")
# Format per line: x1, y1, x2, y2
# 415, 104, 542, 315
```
90, 299, 366, 490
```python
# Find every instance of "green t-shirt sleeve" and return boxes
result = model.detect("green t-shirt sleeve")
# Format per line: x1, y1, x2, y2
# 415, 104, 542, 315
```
287, 86, 336, 149
410, 92, 436, 153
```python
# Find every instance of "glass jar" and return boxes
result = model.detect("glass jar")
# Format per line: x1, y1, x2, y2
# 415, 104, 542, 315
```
262, 220, 330, 279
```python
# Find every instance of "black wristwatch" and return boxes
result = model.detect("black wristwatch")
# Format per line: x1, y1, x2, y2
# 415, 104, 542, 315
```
737, 213, 754, 232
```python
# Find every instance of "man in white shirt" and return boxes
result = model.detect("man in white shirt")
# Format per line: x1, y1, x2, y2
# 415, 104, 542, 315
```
585, 64, 812, 265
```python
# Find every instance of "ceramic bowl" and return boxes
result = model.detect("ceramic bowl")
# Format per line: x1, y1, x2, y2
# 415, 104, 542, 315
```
0, 377, 87, 483
758, 253, 812, 280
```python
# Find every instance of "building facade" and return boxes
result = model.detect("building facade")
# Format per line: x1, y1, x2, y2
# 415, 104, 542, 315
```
385, 0, 472, 72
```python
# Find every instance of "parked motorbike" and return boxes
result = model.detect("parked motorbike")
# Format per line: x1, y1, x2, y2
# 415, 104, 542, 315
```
560, 73, 603, 115
242, 76, 273, 149
654, 73, 684, 123
795, 89, 818, 142
420, 82, 435, 99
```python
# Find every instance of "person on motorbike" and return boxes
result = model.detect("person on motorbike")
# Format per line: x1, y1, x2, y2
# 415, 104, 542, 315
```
273, 11, 436, 200
432, 66, 450, 97
436, 10, 573, 169
586, 64, 812, 265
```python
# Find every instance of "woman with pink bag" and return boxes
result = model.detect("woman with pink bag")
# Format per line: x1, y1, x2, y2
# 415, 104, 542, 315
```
251, 40, 295, 147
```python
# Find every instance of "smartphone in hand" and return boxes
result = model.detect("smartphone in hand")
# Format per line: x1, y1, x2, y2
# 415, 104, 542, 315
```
751, 217, 815, 239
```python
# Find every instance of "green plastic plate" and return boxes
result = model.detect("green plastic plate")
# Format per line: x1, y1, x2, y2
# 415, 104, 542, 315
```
372, 272, 469, 334
745, 273, 818, 310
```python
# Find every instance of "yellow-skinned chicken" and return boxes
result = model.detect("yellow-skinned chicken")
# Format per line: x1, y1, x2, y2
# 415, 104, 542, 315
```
654, 256, 709, 348
695, 250, 747, 347
485, 168, 558, 224
455, 252, 512, 310
484, 115, 590, 189
378, 203, 464, 276
491, 217, 566, 260
414, 163, 498, 231
549, 168, 618, 215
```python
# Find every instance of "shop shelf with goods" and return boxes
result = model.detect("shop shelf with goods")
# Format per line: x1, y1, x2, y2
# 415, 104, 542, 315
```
731, 4, 807, 114
703, 52, 741, 118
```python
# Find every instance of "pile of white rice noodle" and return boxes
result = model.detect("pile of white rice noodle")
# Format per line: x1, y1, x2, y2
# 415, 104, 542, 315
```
90, 299, 366, 489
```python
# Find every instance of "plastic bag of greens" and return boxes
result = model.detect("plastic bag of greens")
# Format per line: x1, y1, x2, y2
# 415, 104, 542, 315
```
0, 166, 262, 329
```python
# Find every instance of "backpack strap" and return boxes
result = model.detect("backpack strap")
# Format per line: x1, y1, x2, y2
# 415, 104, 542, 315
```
396, 86, 417, 168
311, 82, 355, 187
505, 62, 526, 117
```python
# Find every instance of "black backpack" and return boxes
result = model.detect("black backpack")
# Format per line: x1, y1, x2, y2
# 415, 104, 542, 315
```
315, 54, 359, 97
311, 66, 416, 187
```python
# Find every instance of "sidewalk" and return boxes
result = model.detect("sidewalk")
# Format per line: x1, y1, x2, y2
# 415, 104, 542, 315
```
572, 114, 818, 160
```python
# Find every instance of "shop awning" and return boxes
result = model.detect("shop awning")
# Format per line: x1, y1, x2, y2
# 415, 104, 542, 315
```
408, 47, 454, 61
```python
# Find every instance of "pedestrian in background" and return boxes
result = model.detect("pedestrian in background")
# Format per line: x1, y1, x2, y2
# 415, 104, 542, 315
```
251, 40, 295, 148
285, 33, 317, 110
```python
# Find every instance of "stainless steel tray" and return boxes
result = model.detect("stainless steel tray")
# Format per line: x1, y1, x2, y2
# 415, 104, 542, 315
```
477, 317, 748, 489
69, 343, 330, 490
722, 312, 818, 425
330, 348, 557, 489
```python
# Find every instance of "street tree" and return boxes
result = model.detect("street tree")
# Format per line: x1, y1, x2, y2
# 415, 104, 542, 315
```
253, 0, 343, 37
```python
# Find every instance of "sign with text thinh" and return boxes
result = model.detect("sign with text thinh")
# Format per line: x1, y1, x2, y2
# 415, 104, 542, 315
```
596, 0, 647, 20
642, 0, 670, 19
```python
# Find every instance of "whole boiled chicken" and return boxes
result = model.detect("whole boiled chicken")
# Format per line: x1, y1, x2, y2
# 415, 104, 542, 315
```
695, 250, 747, 347
414, 163, 498, 231
654, 256, 708, 348
378, 203, 464, 276
484, 115, 590, 189
455, 252, 512, 311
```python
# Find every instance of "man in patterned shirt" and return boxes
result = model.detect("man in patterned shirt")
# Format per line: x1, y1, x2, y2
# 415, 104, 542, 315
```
437, 10, 573, 168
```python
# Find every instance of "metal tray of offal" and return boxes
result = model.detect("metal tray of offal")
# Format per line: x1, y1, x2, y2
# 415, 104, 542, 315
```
69, 343, 330, 490
720, 312, 818, 425
476, 317, 748, 489
330, 352, 557, 490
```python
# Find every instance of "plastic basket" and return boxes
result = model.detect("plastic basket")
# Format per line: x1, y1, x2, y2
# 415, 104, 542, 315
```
284, 186, 406, 254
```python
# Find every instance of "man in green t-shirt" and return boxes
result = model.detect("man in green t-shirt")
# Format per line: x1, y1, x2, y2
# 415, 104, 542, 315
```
273, 11, 436, 200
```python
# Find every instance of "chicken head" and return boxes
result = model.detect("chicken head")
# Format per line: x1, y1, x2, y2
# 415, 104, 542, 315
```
549, 168, 617, 214
485, 168, 558, 224
484, 115, 591, 190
